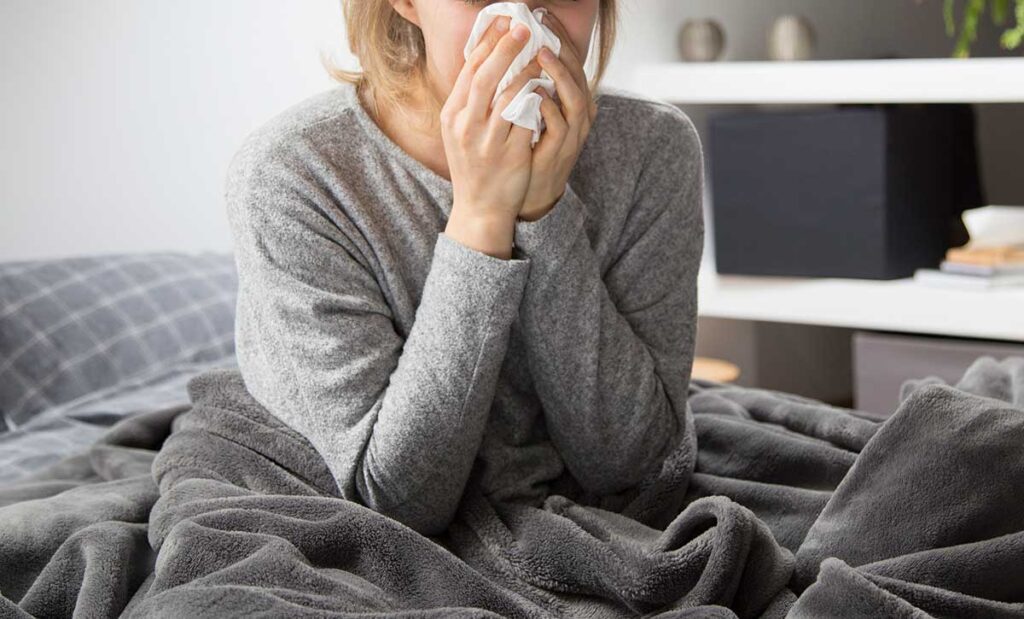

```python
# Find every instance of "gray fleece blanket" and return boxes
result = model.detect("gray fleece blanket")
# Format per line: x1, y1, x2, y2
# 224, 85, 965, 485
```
2, 355, 1023, 618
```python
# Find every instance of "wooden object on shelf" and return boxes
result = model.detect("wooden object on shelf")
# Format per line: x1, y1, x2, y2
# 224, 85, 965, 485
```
945, 244, 1024, 266
692, 357, 741, 383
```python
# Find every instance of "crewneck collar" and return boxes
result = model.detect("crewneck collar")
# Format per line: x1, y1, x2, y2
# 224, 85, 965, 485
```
343, 82, 455, 218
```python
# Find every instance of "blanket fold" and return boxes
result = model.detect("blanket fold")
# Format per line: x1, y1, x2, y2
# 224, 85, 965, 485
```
2, 356, 1023, 618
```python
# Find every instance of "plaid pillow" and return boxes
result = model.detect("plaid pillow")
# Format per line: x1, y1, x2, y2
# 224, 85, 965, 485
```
0, 252, 237, 430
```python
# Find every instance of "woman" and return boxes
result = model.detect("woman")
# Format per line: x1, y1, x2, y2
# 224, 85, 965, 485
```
225, 0, 705, 537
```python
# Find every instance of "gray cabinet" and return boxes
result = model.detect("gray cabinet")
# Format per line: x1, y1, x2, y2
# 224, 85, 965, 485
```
853, 331, 1024, 418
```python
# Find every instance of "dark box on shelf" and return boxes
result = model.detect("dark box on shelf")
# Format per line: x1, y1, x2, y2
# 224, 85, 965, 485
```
708, 104, 984, 279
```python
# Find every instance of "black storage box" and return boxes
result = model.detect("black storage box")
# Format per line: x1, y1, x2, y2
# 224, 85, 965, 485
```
708, 104, 985, 279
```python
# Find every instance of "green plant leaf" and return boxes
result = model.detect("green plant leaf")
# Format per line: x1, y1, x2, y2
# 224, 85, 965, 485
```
994, 0, 1010, 23
941, 0, 1024, 56
952, 0, 986, 57
1004, 0, 1024, 49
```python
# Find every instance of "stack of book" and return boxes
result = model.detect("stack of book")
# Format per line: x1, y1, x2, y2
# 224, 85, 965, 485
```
914, 244, 1024, 289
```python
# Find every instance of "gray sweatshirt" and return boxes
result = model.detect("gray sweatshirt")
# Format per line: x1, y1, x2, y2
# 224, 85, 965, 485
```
225, 81, 704, 536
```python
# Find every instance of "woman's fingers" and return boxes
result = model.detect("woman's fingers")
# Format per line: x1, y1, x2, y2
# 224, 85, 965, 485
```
507, 123, 535, 149
494, 59, 542, 113
445, 17, 510, 116
445, 11, 595, 155
541, 13, 588, 96
532, 89, 568, 156
486, 58, 543, 141
541, 13, 597, 125
469, 16, 511, 68
538, 49, 588, 136
466, 23, 531, 121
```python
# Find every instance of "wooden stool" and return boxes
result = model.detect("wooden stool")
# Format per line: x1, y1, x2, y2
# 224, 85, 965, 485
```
692, 356, 741, 383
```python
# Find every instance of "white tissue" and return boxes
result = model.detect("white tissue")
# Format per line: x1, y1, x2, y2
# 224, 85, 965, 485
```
463, 2, 562, 147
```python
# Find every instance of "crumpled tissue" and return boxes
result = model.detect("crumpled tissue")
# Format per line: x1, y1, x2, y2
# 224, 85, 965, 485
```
463, 2, 562, 147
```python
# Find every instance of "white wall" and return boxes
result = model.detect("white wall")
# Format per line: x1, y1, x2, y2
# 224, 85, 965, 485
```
1, 0, 345, 261
2, 0, 1021, 261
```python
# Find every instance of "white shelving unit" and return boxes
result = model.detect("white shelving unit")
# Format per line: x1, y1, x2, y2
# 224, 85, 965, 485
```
634, 57, 1024, 343
633, 57, 1024, 104
697, 266, 1024, 342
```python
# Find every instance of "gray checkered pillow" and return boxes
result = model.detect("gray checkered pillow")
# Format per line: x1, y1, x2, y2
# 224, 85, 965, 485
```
0, 251, 237, 431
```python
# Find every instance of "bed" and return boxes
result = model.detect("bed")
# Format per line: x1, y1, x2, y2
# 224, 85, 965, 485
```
2, 251, 1023, 618
0, 251, 238, 486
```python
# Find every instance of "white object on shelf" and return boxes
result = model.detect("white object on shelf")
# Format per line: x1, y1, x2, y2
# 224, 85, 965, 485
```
962, 206, 1024, 248
941, 261, 1024, 276
633, 57, 1024, 104
697, 266, 1024, 342
678, 18, 725, 62
913, 268, 1024, 289
768, 15, 816, 62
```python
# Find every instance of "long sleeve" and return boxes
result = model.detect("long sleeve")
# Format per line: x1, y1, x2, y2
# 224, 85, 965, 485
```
226, 142, 530, 537
511, 108, 705, 496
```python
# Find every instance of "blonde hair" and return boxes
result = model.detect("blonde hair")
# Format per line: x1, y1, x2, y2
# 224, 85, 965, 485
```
326, 0, 618, 125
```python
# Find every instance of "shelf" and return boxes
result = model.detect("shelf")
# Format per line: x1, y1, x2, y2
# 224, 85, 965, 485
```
697, 267, 1024, 342
633, 57, 1024, 104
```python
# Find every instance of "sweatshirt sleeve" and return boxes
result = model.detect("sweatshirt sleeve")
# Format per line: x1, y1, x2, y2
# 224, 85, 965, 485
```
226, 140, 530, 537
511, 108, 705, 496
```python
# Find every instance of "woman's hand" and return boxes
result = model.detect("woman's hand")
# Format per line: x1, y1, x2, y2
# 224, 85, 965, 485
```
518, 12, 598, 223
441, 17, 540, 259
